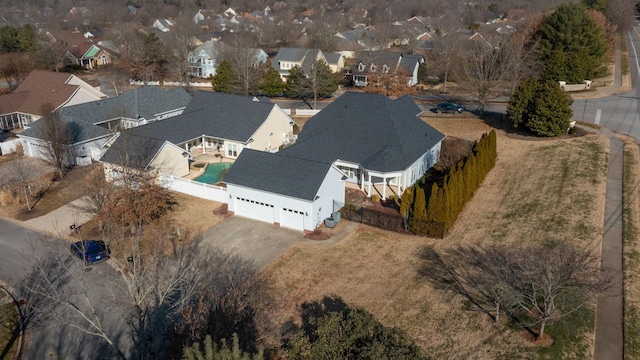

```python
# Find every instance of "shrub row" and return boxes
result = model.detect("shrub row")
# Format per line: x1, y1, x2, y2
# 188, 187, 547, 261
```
402, 130, 498, 238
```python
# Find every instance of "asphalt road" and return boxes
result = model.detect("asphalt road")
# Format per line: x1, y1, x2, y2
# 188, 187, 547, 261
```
0, 218, 132, 359
571, 23, 640, 143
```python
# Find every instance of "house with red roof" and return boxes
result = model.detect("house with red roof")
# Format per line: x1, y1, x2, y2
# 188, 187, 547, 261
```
0, 70, 107, 131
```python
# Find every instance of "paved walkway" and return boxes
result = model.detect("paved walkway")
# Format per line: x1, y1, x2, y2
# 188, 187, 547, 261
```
593, 129, 624, 360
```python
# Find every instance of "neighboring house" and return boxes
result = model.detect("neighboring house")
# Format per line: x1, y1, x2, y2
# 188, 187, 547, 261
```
101, 91, 294, 178
153, 19, 174, 32
59, 86, 192, 130
222, 92, 445, 232
57, 30, 115, 69
18, 117, 115, 166
0, 70, 107, 131
224, 150, 346, 232
350, 51, 424, 87
17, 87, 190, 165
64, 6, 91, 26
188, 40, 267, 78
101, 133, 191, 181
271, 48, 344, 81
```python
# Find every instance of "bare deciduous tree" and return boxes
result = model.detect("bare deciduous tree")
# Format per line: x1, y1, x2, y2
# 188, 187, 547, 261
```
36, 104, 74, 178
452, 34, 512, 112
418, 242, 609, 340
164, 16, 201, 88
219, 36, 265, 95
11, 143, 34, 211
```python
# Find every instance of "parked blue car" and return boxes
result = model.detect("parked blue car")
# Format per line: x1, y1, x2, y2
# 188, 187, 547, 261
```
431, 102, 465, 114
70, 240, 111, 264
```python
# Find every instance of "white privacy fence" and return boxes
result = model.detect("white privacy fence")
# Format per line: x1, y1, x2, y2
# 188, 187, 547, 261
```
129, 80, 212, 87
0, 138, 20, 155
159, 173, 228, 203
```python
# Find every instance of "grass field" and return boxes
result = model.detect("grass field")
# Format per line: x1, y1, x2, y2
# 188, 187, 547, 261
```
259, 118, 609, 359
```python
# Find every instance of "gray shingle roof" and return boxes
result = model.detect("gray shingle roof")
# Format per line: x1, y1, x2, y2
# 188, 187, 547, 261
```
20, 118, 113, 144
224, 149, 333, 200
272, 48, 325, 75
279, 92, 445, 172
354, 51, 423, 74
110, 91, 276, 145
100, 133, 166, 169
60, 86, 191, 124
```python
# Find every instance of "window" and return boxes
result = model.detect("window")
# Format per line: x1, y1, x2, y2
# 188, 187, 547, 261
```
382, 64, 390, 73
358, 63, 365, 72
101, 56, 107, 65
227, 143, 238, 157
370, 64, 377, 72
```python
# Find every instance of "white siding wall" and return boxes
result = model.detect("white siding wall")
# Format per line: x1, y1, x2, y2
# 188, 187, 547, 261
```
401, 140, 442, 189
311, 166, 346, 228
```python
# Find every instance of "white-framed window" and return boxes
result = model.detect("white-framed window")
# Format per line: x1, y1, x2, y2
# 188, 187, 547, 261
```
370, 64, 377, 72
382, 64, 390, 73
227, 143, 238, 157
101, 56, 107, 65
358, 63, 365, 72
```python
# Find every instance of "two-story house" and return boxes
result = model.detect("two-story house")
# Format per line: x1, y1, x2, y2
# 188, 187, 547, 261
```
271, 48, 345, 81
350, 51, 424, 87
188, 40, 267, 78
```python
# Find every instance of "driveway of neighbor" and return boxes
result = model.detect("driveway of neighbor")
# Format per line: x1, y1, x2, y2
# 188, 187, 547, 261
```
23, 196, 93, 236
197, 216, 304, 269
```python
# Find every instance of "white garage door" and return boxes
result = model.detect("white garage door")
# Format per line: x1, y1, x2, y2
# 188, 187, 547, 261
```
280, 208, 304, 231
234, 197, 274, 224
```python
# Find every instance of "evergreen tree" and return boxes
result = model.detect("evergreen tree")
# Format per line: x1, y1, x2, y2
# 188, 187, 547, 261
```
535, 3, 607, 81
285, 65, 311, 99
0, 25, 19, 52
260, 66, 285, 96
17, 24, 36, 52
212, 60, 235, 93
182, 333, 263, 360
409, 186, 428, 235
287, 306, 425, 359
399, 186, 415, 230
582, 0, 607, 12
507, 78, 573, 137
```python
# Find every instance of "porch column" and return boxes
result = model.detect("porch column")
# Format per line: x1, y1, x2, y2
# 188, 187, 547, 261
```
397, 175, 402, 196
201, 135, 206, 153
367, 173, 372, 197
382, 175, 387, 199
360, 171, 364, 191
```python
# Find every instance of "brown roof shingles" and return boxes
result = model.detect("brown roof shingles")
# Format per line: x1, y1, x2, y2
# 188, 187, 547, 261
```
0, 70, 78, 117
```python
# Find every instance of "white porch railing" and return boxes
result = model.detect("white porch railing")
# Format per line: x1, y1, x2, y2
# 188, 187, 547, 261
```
159, 173, 228, 203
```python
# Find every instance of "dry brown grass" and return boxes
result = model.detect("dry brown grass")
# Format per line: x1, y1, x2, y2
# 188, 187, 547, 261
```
620, 134, 640, 357
0, 165, 93, 221
258, 118, 609, 358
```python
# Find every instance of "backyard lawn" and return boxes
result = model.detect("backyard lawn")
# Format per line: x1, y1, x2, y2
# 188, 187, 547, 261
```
258, 117, 609, 359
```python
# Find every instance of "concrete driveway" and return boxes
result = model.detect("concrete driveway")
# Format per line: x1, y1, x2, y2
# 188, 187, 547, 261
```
197, 216, 304, 269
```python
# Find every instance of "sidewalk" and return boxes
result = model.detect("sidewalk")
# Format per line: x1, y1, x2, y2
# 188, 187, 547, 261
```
591, 128, 624, 360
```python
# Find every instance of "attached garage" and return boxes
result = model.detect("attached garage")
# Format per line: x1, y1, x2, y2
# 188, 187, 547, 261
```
280, 208, 305, 231
233, 197, 275, 224
224, 149, 346, 233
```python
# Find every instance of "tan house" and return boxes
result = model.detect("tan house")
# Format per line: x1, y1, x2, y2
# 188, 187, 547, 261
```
0, 70, 107, 131
100, 91, 295, 179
